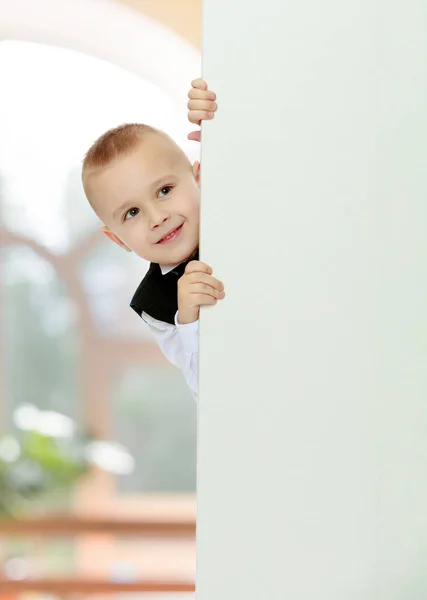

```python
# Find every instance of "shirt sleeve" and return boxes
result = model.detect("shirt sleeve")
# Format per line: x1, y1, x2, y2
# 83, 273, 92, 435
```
141, 311, 199, 400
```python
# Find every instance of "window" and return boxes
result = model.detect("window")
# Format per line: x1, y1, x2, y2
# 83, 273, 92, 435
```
0, 39, 197, 501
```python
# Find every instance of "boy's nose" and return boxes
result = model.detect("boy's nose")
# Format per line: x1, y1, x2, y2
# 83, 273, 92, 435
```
149, 210, 169, 229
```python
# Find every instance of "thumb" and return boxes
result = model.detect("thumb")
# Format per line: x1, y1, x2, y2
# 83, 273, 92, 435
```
187, 130, 201, 142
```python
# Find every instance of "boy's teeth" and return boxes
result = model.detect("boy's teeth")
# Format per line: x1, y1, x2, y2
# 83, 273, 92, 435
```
163, 227, 179, 241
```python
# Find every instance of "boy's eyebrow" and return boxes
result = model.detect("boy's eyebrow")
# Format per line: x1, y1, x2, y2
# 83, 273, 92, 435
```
111, 175, 177, 220
149, 174, 176, 190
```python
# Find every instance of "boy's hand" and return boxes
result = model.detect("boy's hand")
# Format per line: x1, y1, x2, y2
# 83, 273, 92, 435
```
178, 260, 225, 324
187, 78, 217, 142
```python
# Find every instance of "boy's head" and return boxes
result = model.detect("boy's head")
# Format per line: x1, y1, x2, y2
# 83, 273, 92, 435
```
82, 124, 200, 267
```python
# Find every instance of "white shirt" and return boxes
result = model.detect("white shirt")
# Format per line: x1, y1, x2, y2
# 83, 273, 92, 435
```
139, 263, 199, 399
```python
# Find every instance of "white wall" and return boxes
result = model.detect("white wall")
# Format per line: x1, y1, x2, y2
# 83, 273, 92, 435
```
197, 1, 427, 598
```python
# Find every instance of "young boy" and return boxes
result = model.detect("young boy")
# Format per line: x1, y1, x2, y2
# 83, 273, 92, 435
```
82, 79, 219, 399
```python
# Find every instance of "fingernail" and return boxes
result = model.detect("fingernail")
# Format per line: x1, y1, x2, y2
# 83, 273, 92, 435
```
209, 92, 216, 100
207, 112, 213, 118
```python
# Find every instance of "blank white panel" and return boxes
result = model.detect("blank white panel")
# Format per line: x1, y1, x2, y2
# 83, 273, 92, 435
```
197, 0, 427, 598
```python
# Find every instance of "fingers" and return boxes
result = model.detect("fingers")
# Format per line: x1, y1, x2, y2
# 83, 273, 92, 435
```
179, 262, 226, 305
188, 110, 214, 125
184, 260, 213, 275
187, 272, 224, 292
188, 87, 216, 101
188, 283, 225, 301
184, 263, 224, 291
187, 99, 217, 112
188, 293, 218, 307
191, 78, 208, 91
187, 130, 201, 142
187, 80, 217, 129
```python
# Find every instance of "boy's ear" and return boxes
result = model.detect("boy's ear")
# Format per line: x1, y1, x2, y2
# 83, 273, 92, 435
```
192, 160, 201, 184
101, 226, 132, 252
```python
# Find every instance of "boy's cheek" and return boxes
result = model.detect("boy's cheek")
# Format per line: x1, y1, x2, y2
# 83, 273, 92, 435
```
188, 201, 201, 223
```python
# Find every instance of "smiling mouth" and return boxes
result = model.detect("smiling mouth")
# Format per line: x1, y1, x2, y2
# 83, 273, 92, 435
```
156, 224, 184, 244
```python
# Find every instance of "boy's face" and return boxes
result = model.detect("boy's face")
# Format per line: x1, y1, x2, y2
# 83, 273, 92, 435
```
84, 134, 200, 266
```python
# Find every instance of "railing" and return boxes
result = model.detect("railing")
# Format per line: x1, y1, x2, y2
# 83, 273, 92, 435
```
0, 516, 196, 595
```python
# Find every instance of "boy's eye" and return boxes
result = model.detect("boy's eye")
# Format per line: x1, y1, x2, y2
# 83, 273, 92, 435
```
124, 207, 140, 221
158, 185, 172, 198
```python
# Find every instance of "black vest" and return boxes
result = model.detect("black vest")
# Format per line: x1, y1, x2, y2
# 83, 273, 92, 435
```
130, 250, 199, 325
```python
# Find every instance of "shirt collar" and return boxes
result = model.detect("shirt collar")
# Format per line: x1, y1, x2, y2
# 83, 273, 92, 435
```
159, 249, 198, 275
160, 263, 178, 275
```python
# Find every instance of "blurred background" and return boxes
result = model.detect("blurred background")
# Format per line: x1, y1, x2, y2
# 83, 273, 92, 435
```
0, 0, 200, 598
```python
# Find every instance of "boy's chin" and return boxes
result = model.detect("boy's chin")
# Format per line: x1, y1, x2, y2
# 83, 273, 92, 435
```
150, 245, 198, 267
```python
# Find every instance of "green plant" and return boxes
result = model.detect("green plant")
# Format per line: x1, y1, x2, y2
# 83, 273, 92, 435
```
0, 404, 134, 518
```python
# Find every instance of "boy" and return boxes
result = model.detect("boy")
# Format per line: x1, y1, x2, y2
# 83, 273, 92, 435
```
82, 79, 219, 399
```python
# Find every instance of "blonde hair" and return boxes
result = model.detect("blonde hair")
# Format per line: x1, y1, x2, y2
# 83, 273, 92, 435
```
82, 123, 160, 172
